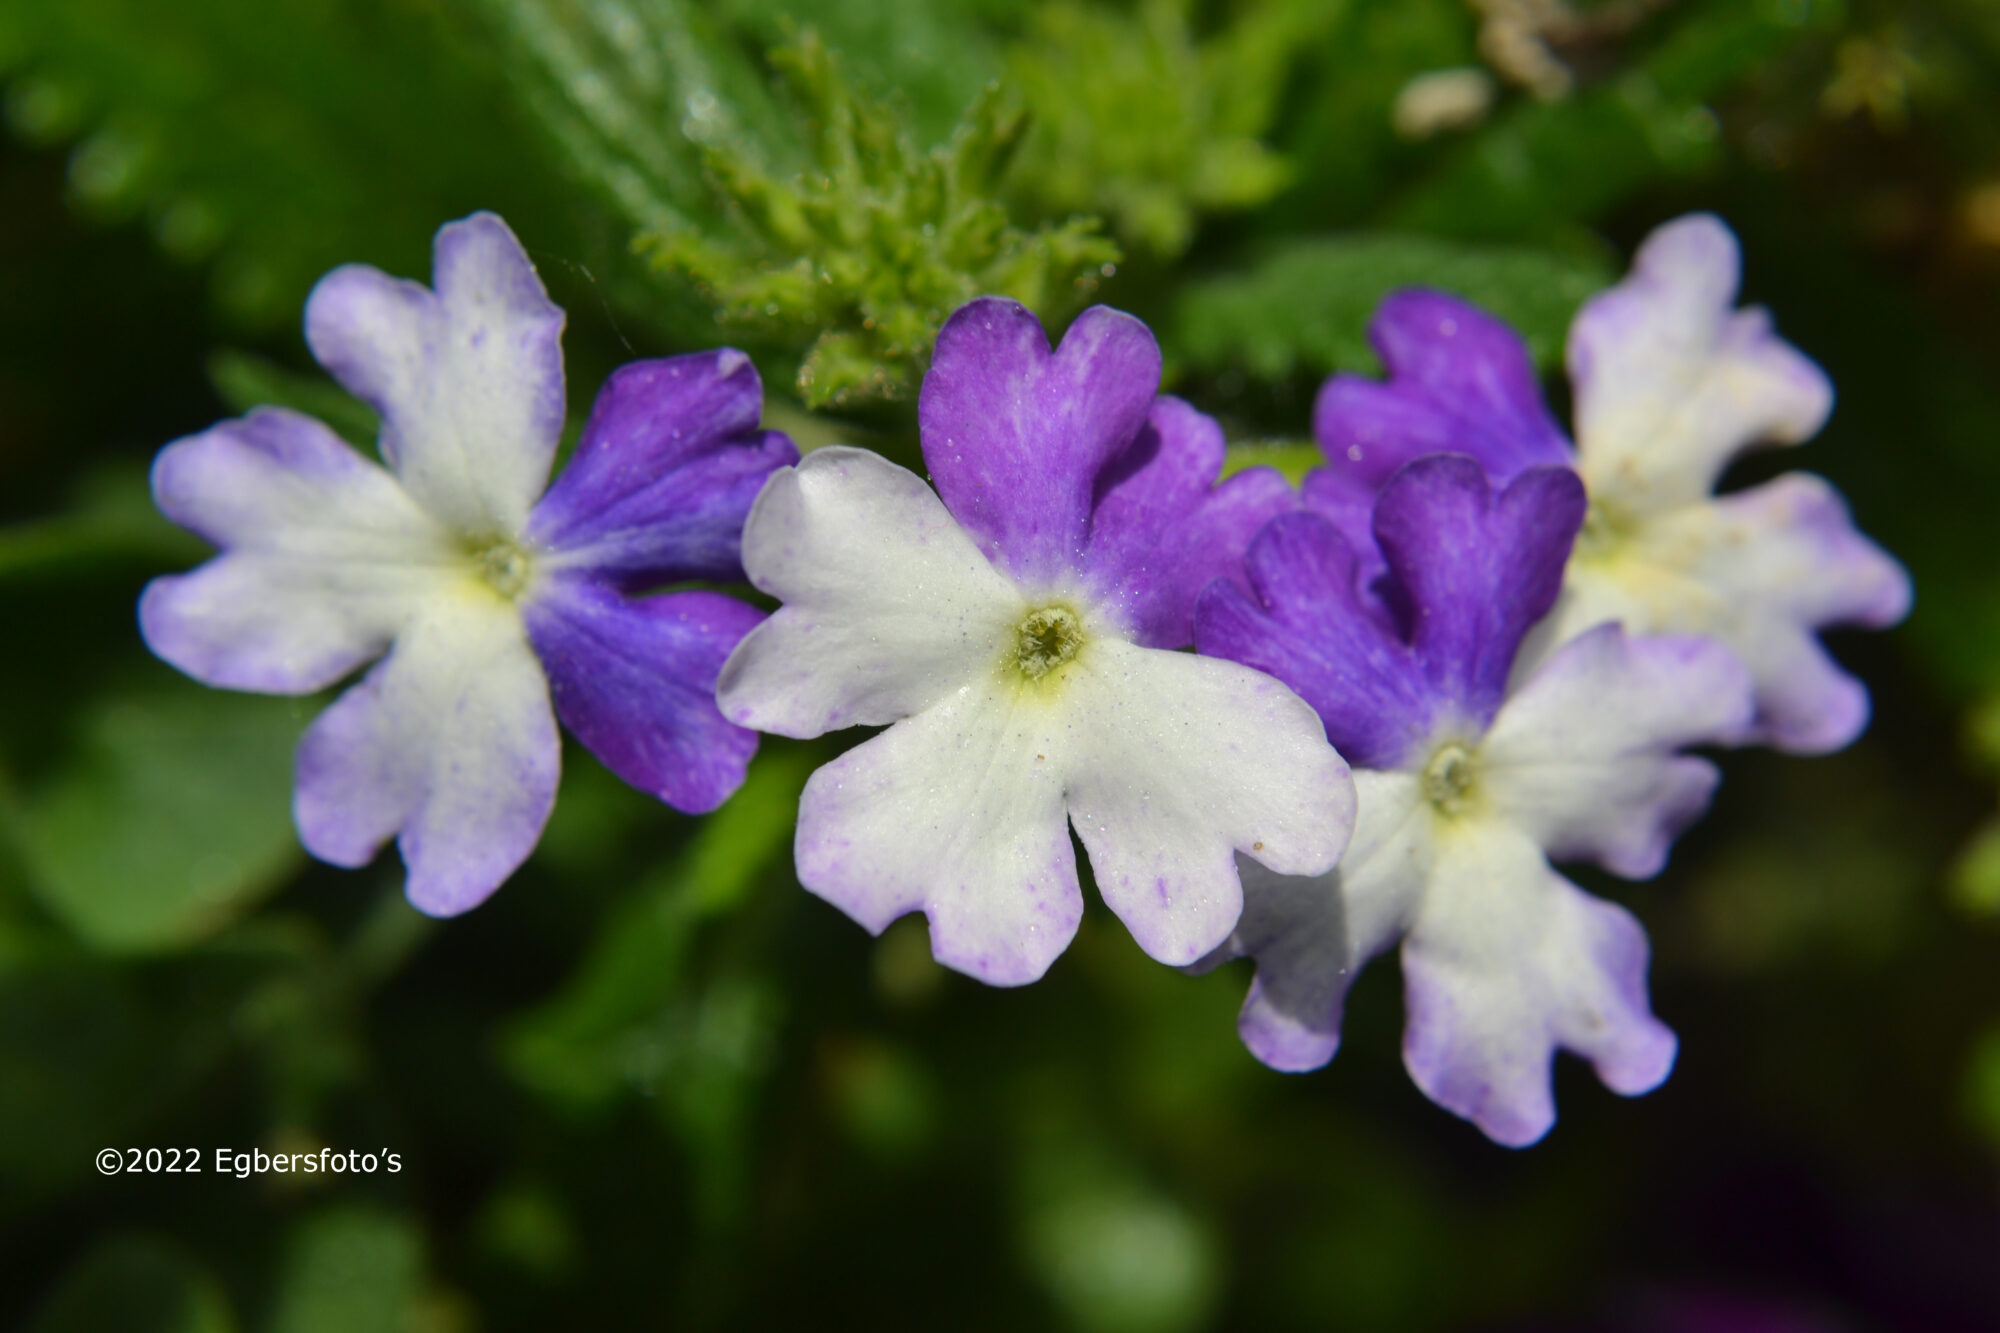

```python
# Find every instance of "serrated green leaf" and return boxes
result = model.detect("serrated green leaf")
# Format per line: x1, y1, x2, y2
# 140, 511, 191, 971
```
1168, 232, 1612, 382
640, 32, 1118, 407
4, 679, 308, 954
25, 1234, 234, 1333
0, 0, 575, 326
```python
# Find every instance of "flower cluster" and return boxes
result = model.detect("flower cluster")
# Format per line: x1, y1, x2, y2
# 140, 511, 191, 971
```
144, 211, 1906, 1144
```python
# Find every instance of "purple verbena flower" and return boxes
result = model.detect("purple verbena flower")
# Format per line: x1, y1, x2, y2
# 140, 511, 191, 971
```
141, 213, 797, 915
1195, 455, 1754, 1146
716, 297, 1352, 985
1310, 213, 1910, 754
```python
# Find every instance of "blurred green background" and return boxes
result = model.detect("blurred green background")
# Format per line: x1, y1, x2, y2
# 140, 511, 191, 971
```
2, 0, 1997, 1328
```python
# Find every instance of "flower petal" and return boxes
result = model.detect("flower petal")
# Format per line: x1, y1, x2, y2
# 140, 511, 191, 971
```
1400, 818, 1677, 1147
293, 592, 559, 916
717, 447, 1022, 737
1200, 770, 1430, 1071
1196, 511, 1436, 769
305, 212, 566, 536
1063, 638, 1355, 967
919, 299, 1161, 587
1311, 289, 1573, 498
1482, 625, 1752, 878
1569, 214, 1831, 511
794, 677, 1080, 986
1529, 472, 1911, 754
1373, 457, 1585, 730
1081, 396, 1297, 647
524, 578, 762, 813
526, 349, 798, 589
140, 408, 452, 693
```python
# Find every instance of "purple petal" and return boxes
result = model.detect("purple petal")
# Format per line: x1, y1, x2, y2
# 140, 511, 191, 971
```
1372, 457, 1585, 729
293, 595, 560, 916
1196, 511, 1438, 768
1310, 289, 1573, 495
919, 299, 1161, 587
523, 577, 763, 814
1080, 396, 1298, 647
139, 407, 448, 694
305, 212, 566, 536
526, 349, 799, 589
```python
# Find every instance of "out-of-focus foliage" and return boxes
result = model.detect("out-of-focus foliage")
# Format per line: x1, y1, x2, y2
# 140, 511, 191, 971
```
1168, 232, 1612, 381
5, 0, 2000, 1327
1004, 0, 1320, 259
0, 0, 572, 326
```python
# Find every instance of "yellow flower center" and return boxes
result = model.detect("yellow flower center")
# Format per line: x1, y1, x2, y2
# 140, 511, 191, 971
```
1421, 740, 1478, 816
472, 539, 533, 602
1012, 605, 1086, 681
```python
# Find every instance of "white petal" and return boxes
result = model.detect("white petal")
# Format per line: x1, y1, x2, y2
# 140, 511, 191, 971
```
1400, 817, 1677, 1147
717, 447, 1025, 737
1525, 472, 1909, 754
305, 213, 566, 536
1063, 638, 1354, 966
294, 590, 559, 916
794, 676, 1079, 986
140, 408, 454, 693
1569, 214, 1831, 511
1482, 624, 1752, 878
1223, 770, 1431, 1071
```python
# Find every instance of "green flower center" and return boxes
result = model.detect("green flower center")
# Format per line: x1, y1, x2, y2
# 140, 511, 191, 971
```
1013, 605, 1085, 680
472, 540, 533, 601
1421, 741, 1477, 815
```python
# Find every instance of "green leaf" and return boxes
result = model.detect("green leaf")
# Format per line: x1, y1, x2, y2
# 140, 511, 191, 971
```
206, 350, 378, 450
1949, 815, 2000, 917
1968, 1025, 2000, 1156
505, 743, 813, 1110
1005, 0, 1332, 258
476, 0, 802, 235
26, 1234, 234, 1333
0, 0, 575, 326
3, 679, 308, 954
1168, 232, 1613, 382
268, 1207, 425, 1333
640, 32, 1118, 407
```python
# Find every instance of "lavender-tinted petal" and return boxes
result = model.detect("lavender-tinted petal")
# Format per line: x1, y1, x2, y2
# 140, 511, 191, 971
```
1195, 511, 1438, 768
1082, 396, 1298, 646
1372, 457, 1585, 728
294, 593, 559, 916
139, 408, 451, 694
1482, 626, 1754, 878
305, 212, 565, 536
524, 578, 762, 814
1569, 214, 1831, 510
1063, 638, 1353, 967
1312, 289, 1573, 491
794, 675, 1081, 986
527, 350, 799, 588
1400, 819, 1677, 1147
919, 299, 1161, 586
1209, 770, 1431, 1071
